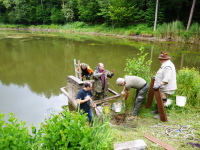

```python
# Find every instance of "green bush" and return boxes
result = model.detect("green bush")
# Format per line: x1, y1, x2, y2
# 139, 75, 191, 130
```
36, 110, 113, 150
124, 46, 152, 81
175, 67, 200, 107
0, 110, 113, 150
0, 113, 35, 150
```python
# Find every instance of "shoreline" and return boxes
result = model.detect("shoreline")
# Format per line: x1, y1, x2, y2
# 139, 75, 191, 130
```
0, 27, 168, 43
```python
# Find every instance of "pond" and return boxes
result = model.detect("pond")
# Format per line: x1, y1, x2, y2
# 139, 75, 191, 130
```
0, 30, 200, 125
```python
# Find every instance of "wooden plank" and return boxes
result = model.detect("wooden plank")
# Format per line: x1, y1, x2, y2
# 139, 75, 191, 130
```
60, 87, 77, 108
145, 135, 176, 150
108, 88, 119, 95
154, 89, 167, 122
146, 77, 155, 108
93, 94, 120, 104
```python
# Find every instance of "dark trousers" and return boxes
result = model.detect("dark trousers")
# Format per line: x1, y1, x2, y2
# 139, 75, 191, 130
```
132, 83, 148, 116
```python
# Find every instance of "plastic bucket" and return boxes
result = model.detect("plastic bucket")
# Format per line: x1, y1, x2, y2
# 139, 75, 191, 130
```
113, 102, 122, 112
176, 96, 187, 107
102, 102, 111, 114
95, 106, 103, 116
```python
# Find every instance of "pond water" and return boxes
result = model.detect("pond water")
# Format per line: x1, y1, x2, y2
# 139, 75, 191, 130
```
0, 30, 200, 125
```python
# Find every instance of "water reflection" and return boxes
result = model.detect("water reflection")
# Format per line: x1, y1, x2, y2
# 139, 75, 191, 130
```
0, 82, 68, 124
0, 31, 200, 124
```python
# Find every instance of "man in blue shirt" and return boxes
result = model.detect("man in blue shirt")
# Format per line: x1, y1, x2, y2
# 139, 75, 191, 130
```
76, 82, 93, 123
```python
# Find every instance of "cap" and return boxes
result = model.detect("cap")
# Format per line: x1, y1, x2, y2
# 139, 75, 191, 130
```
116, 78, 124, 86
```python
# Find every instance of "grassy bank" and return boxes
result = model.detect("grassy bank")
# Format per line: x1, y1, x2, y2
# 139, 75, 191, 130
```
1, 21, 200, 44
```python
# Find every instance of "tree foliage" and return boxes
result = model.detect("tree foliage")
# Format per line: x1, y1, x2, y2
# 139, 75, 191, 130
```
0, 0, 199, 28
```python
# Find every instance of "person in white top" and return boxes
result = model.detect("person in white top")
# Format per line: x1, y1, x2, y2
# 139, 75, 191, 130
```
152, 52, 177, 118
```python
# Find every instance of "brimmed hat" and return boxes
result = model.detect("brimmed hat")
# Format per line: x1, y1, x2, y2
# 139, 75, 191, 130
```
116, 78, 124, 86
158, 52, 171, 60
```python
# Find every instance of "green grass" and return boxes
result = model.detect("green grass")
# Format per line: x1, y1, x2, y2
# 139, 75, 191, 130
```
111, 103, 200, 150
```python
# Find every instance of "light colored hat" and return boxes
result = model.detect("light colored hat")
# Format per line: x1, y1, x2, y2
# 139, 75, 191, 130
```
116, 78, 124, 86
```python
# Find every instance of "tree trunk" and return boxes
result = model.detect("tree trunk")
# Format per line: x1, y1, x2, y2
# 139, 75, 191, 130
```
154, 0, 159, 31
186, 0, 196, 30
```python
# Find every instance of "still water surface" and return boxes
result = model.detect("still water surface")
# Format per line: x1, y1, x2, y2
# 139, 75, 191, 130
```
0, 30, 200, 124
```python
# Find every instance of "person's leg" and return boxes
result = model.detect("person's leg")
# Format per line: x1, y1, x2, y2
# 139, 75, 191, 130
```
87, 109, 93, 123
132, 86, 148, 116
132, 89, 138, 115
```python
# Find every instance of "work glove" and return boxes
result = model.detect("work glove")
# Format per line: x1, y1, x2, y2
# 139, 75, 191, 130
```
153, 84, 161, 91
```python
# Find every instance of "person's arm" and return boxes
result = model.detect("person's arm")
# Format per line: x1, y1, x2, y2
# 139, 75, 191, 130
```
76, 96, 91, 104
93, 70, 103, 79
106, 70, 115, 78
121, 86, 130, 101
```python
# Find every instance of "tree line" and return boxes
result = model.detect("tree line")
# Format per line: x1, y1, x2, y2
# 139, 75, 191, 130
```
0, 0, 199, 28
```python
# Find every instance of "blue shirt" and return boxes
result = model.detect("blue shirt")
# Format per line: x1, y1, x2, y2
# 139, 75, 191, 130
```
76, 89, 93, 111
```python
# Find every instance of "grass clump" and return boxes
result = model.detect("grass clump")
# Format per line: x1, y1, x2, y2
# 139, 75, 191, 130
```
174, 67, 200, 107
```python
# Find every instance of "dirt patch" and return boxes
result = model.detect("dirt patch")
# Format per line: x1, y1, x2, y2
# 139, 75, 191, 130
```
111, 113, 127, 125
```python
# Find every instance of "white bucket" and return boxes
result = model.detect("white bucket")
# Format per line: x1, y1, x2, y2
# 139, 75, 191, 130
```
95, 106, 103, 116
176, 96, 187, 107
113, 102, 122, 112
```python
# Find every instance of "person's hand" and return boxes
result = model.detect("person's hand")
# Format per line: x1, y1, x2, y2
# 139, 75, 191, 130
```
153, 84, 161, 91
85, 96, 91, 101
92, 103, 96, 108
111, 69, 115, 74
122, 97, 126, 101
121, 91, 125, 96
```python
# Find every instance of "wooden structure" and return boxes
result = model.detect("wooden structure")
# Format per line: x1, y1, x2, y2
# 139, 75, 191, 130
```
60, 76, 120, 108
146, 77, 167, 122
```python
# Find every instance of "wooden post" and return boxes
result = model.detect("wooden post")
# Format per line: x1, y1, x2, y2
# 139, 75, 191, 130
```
146, 77, 167, 122
146, 77, 155, 108
154, 89, 167, 122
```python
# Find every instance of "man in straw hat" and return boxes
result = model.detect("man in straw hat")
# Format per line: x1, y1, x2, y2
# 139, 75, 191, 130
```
151, 52, 177, 119
116, 76, 148, 120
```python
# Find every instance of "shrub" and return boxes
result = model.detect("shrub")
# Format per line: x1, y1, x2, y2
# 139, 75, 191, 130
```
0, 113, 35, 150
175, 67, 200, 107
124, 46, 152, 81
36, 110, 113, 150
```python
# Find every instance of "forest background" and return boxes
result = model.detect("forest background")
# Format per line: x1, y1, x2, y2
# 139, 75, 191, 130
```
0, 0, 199, 27
1, 0, 200, 44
